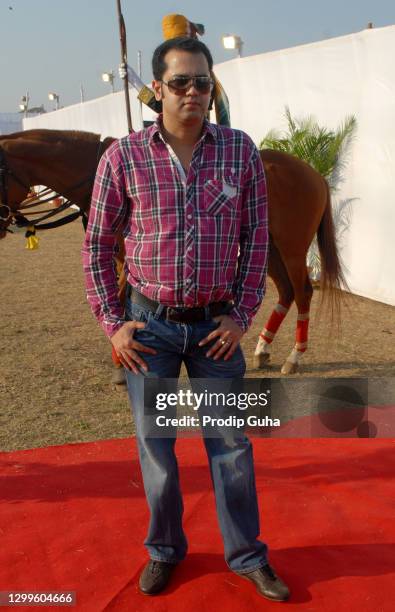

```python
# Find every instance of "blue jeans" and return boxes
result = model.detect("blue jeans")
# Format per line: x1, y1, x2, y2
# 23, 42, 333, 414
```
124, 297, 268, 574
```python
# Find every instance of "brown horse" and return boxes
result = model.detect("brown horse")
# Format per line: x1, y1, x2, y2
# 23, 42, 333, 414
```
0, 129, 345, 375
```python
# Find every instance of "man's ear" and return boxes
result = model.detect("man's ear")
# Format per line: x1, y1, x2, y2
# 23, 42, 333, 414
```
152, 80, 162, 101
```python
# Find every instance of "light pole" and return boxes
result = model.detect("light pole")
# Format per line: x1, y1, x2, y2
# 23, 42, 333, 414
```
48, 92, 60, 110
19, 92, 29, 118
222, 34, 244, 58
102, 71, 115, 93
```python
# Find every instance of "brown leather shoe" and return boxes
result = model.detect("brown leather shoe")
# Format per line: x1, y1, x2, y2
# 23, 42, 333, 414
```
138, 559, 177, 595
236, 563, 290, 601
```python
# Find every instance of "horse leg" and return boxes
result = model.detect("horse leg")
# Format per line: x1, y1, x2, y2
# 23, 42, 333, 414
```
111, 346, 126, 385
254, 244, 294, 368
280, 255, 313, 374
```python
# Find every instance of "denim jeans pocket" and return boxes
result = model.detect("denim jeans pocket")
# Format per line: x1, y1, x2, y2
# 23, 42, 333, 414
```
125, 299, 152, 326
192, 317, 221, 347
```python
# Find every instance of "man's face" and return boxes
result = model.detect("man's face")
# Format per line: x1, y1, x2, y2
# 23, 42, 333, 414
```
152, 49, 213, 124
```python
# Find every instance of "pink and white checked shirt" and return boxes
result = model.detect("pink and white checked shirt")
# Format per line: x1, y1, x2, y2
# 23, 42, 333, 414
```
82, 116, 268, 338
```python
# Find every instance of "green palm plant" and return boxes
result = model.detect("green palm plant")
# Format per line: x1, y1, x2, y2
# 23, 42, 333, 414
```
260, 107, 357, 281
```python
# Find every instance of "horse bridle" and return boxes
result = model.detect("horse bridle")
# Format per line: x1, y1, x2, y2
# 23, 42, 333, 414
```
0, 145, 22, 229
0, 138, 110, 233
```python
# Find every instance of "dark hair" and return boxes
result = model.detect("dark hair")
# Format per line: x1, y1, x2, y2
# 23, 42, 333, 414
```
152, 36, 214, 80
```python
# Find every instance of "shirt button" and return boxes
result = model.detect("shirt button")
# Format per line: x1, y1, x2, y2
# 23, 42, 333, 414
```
187, 246, 193, 252
187, 214, 193, 220
186, 279, 191, 284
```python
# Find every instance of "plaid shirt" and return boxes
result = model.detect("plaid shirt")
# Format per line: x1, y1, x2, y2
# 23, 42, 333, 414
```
82, 116, 268, 338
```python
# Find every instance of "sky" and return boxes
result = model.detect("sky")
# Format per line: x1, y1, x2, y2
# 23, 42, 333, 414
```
1, 0, 395, 113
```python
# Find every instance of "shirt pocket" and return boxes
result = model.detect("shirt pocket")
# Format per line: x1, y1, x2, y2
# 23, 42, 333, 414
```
202, 174, 239, 216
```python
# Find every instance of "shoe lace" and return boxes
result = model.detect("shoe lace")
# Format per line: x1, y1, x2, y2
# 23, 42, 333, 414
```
150, 561, 162, 575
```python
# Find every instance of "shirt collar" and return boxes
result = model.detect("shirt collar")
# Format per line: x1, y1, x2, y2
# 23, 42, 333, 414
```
149, 114, 217, 144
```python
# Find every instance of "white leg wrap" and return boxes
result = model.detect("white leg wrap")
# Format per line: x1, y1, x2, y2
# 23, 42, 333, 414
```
254, 336, 271, 356
287, 347, 304, 365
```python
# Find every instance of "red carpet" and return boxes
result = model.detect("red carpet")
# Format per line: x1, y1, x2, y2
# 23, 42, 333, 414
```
1, 437, 394, 611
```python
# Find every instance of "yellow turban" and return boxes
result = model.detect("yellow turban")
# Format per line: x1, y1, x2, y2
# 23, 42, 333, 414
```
162, 14, 205, 40
162, 14, 190, 40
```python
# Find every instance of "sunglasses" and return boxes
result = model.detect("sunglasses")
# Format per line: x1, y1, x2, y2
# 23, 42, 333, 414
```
161, 75, 214, 95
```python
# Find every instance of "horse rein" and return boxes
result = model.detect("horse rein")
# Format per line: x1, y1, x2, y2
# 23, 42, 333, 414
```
0, 137, 110, 234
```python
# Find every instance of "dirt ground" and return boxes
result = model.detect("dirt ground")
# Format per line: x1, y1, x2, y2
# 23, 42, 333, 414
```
1, 219, 394, 451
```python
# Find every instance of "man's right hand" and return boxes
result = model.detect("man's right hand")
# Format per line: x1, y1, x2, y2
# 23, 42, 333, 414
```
111, 321, 157, 374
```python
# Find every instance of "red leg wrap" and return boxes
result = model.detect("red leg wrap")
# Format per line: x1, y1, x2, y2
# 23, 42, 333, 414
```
296, 317, 309, 352
260, 304, 289, 343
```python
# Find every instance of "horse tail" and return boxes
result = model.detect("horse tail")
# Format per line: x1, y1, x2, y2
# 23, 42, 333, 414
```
316, 179, 348, 323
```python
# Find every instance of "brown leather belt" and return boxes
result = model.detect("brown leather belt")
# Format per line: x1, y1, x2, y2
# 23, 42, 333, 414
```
129, 286, 232, 324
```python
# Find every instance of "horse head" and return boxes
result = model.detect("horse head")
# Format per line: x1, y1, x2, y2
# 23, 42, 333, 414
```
0, 129, 115, 239
0, 133, 33, 237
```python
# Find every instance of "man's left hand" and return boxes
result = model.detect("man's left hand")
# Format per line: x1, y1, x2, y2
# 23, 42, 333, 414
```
198, 315, 244, 361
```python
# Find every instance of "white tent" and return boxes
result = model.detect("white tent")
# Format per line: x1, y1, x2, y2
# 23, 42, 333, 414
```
23, 89, 154, 138
214, 25, 395, 306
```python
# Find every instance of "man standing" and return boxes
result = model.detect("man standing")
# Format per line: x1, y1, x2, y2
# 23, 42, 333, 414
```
82, 37, 289, 601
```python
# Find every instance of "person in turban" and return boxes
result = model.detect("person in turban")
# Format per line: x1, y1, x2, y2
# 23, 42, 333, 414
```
119, 13, 231, 126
